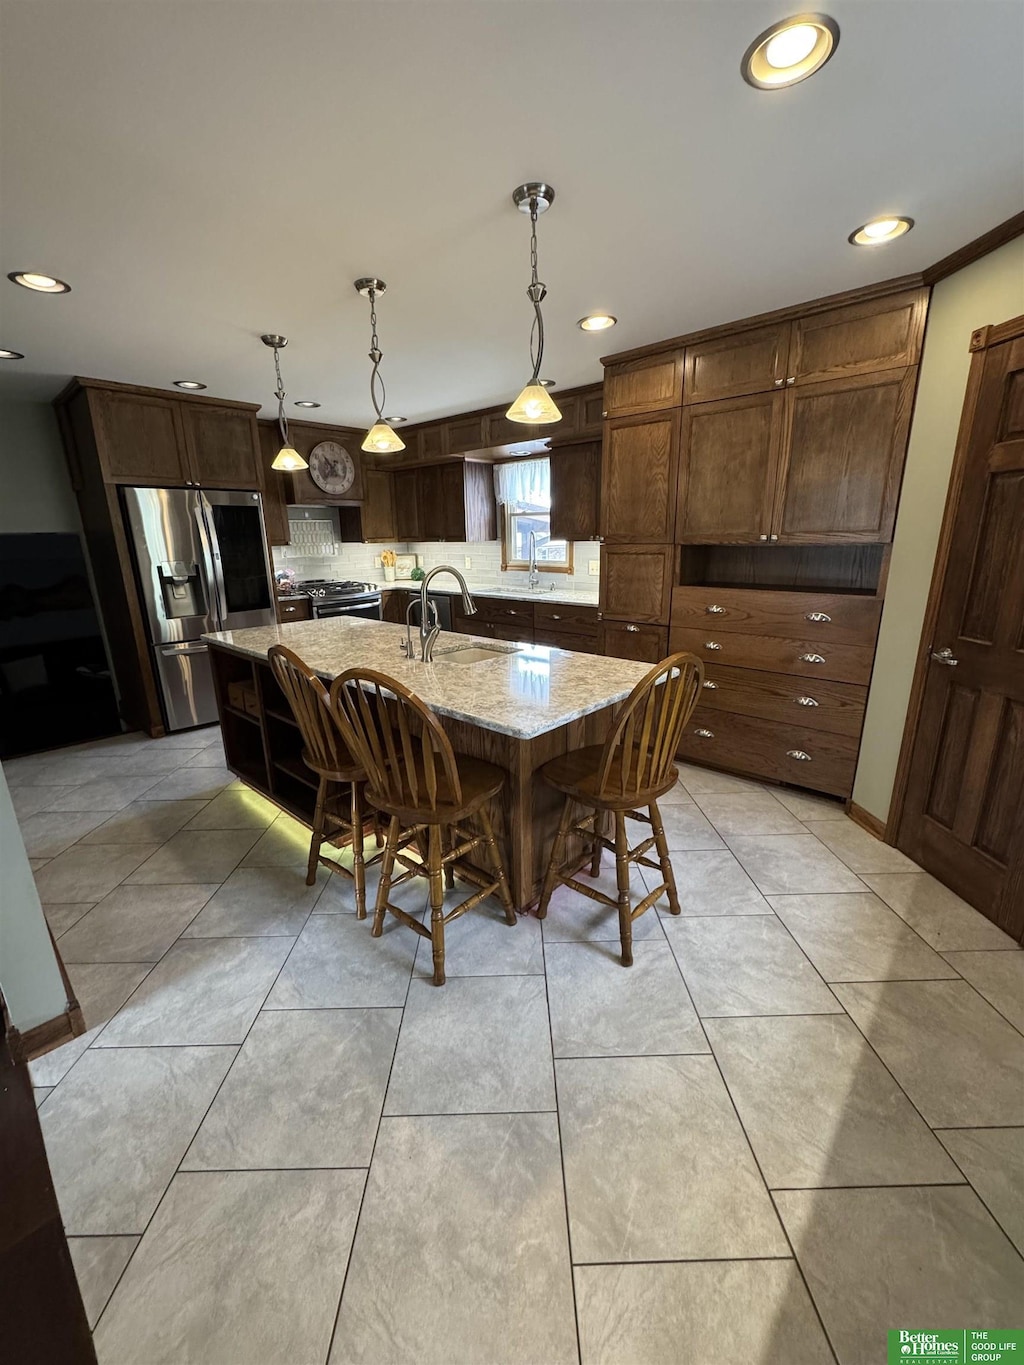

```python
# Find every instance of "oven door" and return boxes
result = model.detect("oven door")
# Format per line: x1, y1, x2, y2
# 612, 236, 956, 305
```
312, 596, 383, 621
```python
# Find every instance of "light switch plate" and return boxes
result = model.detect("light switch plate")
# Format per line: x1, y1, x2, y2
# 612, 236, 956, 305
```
588, 559, 600, 576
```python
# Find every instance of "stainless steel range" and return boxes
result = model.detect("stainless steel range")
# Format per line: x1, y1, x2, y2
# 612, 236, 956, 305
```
298, 579, 383, 621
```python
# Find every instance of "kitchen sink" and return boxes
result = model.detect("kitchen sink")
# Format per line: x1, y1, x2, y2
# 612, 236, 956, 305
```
433, 645, 521, 665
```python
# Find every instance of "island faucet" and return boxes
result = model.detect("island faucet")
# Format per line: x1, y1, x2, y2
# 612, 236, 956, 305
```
403, 596, 438, 661
418, 565, 477, 662
528, 530, 540, 590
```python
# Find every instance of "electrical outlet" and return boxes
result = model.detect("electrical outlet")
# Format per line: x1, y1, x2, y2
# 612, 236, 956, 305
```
374, 555, 382, 568
588, 559, 600, 576
464, 556, 472, 569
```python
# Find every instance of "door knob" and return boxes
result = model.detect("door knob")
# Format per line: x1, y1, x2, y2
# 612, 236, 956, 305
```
930, 647, 959, 666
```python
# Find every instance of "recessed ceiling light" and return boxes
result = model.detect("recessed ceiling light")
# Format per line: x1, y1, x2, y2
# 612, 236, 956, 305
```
741, 14, 839, 89
173, 379, 207, 390
540, 379, 557, 388
294, 400, 320, 408
849, 216, 914, 246
0, 348, 25, 359
8, 271, 72, 294
386, 415, 407, 424
578, 314, 617, 332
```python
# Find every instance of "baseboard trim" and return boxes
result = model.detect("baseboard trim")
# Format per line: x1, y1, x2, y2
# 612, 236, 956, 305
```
847, 801, 887, 841
7, 1004, 85, 1066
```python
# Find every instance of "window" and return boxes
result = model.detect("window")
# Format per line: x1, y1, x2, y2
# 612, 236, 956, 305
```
494, 457, 572, 573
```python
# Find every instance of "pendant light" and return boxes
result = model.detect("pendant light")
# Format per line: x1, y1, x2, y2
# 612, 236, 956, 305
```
507, 182, 561, 425
354, 278, 405, 454
261, 334, 308, 472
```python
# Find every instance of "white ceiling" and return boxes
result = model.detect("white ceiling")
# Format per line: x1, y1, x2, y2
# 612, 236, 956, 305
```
1, 0, 1022, 426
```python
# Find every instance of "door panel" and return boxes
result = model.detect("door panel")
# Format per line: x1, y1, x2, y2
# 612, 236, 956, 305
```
676, 393, 782, 543
790, 289, 927, 384
181, 405, 261, 488
683, 323, 790, 404
774, 368, 915, 543
604, 351, 683, 416
601, 412, 679, 542
91, 390, 189, 484
899, 327, 1024, 939
599, 544, 675, 624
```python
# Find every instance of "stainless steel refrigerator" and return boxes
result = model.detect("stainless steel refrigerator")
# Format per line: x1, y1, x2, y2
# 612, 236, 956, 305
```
122, 487, 276, 731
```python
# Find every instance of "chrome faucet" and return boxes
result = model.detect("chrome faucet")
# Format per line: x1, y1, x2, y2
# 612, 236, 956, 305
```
528, 531, 541, 590
402, 596, 438, 661
417, 565, 477, 662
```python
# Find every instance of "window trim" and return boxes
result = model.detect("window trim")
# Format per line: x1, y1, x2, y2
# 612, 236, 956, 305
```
500, 505, 574, 574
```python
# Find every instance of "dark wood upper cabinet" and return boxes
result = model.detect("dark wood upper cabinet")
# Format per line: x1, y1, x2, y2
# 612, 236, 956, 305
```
773, 368, 916, 543
416, 423, 448, 462
601, 411, 680, 543
550, 441, 600, 542
180, 404, 261, 489
394, 470, 422, 540
579, 388, 607, 433
88, 388, 191, 485
286, 423, 365, 505
599, 543, 675, 623
447, 415, 487, 454
683, 323, 791, 404
604, 351, 684, 416
676, 393, 783, 544
359, 468, 398, 541
789, 289, 928, 385
395, 461, 496, 542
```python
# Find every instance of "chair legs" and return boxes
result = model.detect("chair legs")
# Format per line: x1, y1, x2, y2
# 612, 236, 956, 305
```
613, 811, 633, 967
307, 776, 328, 886
428, 824, 446, 987
480, 806, 517, 926
650, 798, 680, 916
537, 796, 575, 920
351, 780, 367, 920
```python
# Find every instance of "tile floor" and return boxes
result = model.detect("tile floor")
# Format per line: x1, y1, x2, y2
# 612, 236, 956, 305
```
8, 731, 1024, 1365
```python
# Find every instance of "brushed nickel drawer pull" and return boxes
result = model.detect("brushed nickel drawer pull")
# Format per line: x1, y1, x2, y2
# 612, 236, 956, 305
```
625, 624, 640, 633
550, 613, 561, 620
786, 376, 796, 385
795, 696, 819, 707
694, 727, 715, 739
799, 652, 826, 664
705, 604, 726, 614
702, 680, 718, 689
805, 611, 832, 623
787, 749, 812, 761
704, 640, 723, 650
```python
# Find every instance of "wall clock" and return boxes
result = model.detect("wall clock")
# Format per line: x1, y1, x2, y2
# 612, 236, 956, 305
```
308, 440, 357, 497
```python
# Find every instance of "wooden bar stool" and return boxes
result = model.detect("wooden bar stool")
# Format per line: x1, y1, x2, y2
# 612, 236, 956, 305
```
537, 652, 703, 965
268, 645, 372, 917
330, 667, 516, 986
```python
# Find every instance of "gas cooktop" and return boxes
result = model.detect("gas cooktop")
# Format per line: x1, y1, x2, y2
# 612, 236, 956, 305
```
296, 579, 380, 601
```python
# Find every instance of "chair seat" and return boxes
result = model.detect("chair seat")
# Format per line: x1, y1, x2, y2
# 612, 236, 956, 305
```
539, 744, 679, 810
365, 753, 505, 825
301, 747, 364, 785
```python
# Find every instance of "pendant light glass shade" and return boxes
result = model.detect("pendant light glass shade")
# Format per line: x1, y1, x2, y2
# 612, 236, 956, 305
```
506, 383, 562, 425
271, 445, 307, 472
361, 421, 406, 454
261, 334, 308, 472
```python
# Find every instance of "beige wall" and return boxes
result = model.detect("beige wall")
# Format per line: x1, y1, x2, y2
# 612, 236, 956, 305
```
853, 237, 1024, 824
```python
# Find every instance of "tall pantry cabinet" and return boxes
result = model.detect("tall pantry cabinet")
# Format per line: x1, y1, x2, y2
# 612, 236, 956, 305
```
597, 282, 928, 799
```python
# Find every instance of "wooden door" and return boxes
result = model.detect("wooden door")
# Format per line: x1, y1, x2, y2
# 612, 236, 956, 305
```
599, 543, 675, 623
683, 323, 790, 404
676, 392, 783, 543
89, 388, 189, 484
181, 404, 261, 488
601, 411, 679, 542
394, 470, 422, 540
773, 368, 915, 543
899, 324, 1024, 939
790, 288, 927, 385
360, 469, 397, 541
550, 441, 600, 541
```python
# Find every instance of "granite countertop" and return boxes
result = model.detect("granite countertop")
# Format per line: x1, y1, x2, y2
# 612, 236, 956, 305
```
384, 579, 601, 607
203, 617, 649, 740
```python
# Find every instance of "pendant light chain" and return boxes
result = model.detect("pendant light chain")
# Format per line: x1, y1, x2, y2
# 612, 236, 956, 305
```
526, 195, 547, 383
367, 287, 388, 421
272, 343, 290, 448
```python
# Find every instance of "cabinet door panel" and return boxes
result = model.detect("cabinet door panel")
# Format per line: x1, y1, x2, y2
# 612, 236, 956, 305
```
417, 423, 448, 462
182, 405, 261, 488
602, 412, 679, 542
360, 469, 397, 541
683, 324, 790, 404
600, 621, 668, 664
775, 369, 915, 543
791, 289, 927, 384
90, 390, 189, 484
600, 544, 675, 624
447, 416, 486, 454
462, 462, 497, 541
676, 393, 783, 543
550, 441, 600, 541
394, 471, 422, 540
604, 351, 684, 416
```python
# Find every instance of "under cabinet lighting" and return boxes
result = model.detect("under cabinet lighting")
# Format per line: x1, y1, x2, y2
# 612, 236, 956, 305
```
741, 14, 839, 89
849, 217, 914, 246
8, 271, 71, 294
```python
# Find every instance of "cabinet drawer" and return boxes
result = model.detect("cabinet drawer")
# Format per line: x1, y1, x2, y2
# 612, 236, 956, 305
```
276, 596, 312, 624
534, 628, 600, 654
534, 601, 600, 634
601, 621, 668, 664
679, 707, 858, 797
471, 597, 535, 627
699, 664, 866, 737
670, 625, 875, 685
672, 586, 881, 646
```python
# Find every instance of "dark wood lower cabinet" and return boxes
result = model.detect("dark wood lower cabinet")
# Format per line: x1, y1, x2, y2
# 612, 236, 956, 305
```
600, 621, 668, 664
679, 705, 859, 797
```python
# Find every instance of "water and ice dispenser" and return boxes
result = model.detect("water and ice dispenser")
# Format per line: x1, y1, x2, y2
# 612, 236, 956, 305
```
157, 560, 207, 619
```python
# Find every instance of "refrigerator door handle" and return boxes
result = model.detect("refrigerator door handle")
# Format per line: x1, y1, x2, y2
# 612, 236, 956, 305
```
194, 493, 227, 629
159, 642, 209, 656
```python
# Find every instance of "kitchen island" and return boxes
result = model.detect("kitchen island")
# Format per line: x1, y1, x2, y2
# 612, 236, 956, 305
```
203, 617, 653, 910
